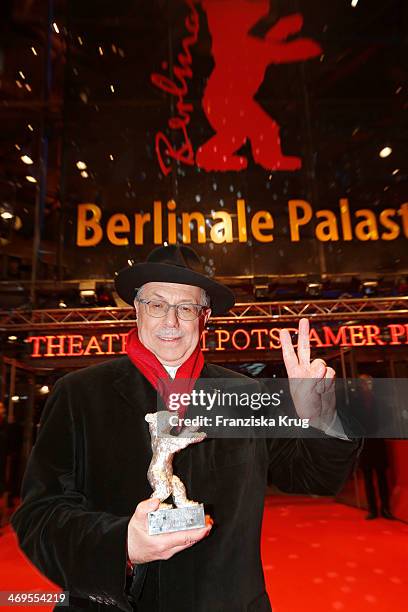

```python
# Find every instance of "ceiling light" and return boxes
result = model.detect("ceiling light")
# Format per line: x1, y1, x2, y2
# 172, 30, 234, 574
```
254, 284, 269, 299
1, 202, 14, 219
53, 22, 60, 34
76, 160, 87, 170
392, 169, 400, 175
379, 146, 392, 158
306, 282, 323, 297
80, 288, 96, 304
31, 46, 38, 56
351, 0, 359, 7
80, 170, 89, 178
20, 154, 34, 165
362, 280, 378, 297
26, 175, 37, 183
39, 385, 50, 394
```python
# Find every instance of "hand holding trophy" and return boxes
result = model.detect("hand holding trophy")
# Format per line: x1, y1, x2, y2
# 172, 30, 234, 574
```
127, 411, 211, 566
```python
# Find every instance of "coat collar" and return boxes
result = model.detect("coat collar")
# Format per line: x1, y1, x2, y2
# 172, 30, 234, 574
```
112, 355, 217, 467
111, 355, 217, 414
112, 355, 163, 415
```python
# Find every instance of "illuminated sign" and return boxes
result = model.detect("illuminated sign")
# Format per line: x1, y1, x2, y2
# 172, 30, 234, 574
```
151, 0, 322, 174
76, 199, 408, 247
26, 322, 408, 359
151, 0, 198, 176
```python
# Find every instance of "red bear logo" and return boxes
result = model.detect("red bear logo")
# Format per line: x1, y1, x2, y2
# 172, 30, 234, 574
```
196, 0, 322, 171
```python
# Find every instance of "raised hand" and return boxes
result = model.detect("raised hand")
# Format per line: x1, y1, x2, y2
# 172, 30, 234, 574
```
279, 318, 336, 430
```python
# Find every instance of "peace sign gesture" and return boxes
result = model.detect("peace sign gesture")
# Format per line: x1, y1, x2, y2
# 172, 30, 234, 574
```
279, 318, 337, 429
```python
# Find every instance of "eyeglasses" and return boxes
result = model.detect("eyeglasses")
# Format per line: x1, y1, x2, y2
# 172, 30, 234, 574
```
136, 298, 208, 321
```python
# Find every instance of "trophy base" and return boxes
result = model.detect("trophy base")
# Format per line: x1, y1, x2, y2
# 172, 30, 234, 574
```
148, 504, 205, 535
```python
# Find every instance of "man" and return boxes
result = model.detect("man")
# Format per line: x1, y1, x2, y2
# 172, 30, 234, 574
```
357, 374, 393, 520
11, 245, 360, 612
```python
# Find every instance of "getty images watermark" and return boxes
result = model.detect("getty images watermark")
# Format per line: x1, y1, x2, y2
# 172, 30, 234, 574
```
166, 387, 311, 430
155, 378, 408, 439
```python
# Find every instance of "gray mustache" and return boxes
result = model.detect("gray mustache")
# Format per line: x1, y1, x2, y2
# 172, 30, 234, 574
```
156, 329, 185, 339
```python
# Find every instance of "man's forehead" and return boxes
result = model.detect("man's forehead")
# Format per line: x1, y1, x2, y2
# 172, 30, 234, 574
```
141, 281, 201, 298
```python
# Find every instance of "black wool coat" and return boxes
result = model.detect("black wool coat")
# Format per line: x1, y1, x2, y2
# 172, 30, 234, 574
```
11, 356, 361, 612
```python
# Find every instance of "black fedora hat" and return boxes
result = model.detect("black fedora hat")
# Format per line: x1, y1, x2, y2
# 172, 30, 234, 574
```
114, 245, 235, 316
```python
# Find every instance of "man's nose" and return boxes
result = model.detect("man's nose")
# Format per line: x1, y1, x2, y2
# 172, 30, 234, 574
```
165, 305, 179, 326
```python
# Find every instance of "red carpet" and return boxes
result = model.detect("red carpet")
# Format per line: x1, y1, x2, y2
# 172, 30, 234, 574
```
262, 496, 408, 611
1, 496, 407, 611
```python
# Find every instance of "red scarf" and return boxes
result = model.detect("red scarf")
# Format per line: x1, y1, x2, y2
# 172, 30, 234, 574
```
126, 326, 204, 419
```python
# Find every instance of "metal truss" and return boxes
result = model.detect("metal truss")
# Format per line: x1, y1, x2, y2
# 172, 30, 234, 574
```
218, 296, 408, 323
1, 296, 407, 332
0, 307, 136, 332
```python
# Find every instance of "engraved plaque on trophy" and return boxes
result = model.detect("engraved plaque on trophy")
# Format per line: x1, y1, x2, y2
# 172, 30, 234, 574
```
145, 411, 206, 535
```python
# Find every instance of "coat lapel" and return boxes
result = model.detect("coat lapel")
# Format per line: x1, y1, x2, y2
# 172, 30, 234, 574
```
173, 362, 219, 469
111, 357, 219, 470
112, 357, 217, 417
112, 356, 167, 416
